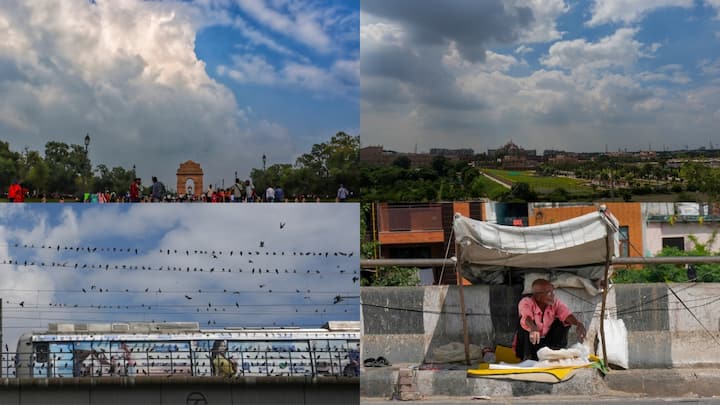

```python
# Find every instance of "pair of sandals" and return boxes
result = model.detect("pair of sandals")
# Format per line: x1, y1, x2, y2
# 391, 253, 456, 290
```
363, 357, 391, 367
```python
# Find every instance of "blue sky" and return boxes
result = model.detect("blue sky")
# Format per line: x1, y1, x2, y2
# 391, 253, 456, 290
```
0, 0, 358, 186
0, 204, 360, 352
361, 0, 720, 154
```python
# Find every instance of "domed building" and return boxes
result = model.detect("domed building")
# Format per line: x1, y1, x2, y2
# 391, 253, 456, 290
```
487, 141, 539, 170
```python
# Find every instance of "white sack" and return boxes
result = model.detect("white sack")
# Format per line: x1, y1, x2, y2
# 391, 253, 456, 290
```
597, 318, 629, 369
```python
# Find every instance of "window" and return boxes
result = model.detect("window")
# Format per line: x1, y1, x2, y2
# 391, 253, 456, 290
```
662, 237, 684, 251
619, 226, 629, 257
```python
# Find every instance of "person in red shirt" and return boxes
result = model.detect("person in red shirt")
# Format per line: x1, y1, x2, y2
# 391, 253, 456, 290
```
8, 181, 18, 202
8, 181, 24, 203
513, 279, 586, 361
129, 178, 141, 202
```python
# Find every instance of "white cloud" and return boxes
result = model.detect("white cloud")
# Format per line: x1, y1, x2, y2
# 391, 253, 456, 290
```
515, 45, 534, 55
638, 71, 690, 84
0, 1, 249, 184
232, 16, 303, 60
512, 0, 569, 43
219, 54, 278, 85
0, 0, 357, 188
699, 58, 720, 75
235, 0, 331, 51
587, 0, 694, 26
218, 53, 358, 99
361, 0, 720, 155
541, 28, 643, 71
444, 44, 518, 73
707, 0, 720, 19
359, 21, 405, 46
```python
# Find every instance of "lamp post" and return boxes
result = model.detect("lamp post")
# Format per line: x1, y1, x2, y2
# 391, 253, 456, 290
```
83, 134, 90, 201
262, 154, 266, 171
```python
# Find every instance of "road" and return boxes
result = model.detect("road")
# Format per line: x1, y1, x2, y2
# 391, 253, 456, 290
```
361, 396, 720, 404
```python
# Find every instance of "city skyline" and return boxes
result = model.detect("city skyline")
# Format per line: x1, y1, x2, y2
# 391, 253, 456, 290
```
361, 0, 720, 155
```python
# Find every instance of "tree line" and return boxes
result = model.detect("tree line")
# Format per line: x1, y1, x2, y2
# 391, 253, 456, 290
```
361, 153, 720, 203
0, 132, 359, 200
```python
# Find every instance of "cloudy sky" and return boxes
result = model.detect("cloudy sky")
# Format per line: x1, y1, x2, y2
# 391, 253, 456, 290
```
0, 0, 358, 187
0, 203, 359, 352
361, 0, 720, 154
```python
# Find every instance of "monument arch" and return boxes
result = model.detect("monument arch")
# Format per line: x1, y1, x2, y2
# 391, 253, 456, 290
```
176, 161, 203, 197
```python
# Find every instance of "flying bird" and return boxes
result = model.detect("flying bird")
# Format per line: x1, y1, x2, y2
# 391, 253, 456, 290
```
280, 222, 286, 229
19, 301, 24, 307
185, 295, 192, 300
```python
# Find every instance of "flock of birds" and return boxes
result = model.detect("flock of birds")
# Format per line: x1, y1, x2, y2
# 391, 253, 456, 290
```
0, 219, 360, 329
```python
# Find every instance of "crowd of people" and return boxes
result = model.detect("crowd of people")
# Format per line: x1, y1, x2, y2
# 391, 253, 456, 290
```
5, 178, 353, 203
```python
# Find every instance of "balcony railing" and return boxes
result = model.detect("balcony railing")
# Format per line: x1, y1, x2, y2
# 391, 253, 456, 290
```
377, 204, 443, 233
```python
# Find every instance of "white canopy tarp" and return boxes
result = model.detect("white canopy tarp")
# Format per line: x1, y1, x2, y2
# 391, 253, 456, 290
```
454, 210, 619, 271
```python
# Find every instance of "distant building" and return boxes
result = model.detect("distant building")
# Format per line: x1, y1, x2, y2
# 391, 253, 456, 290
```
360, 145, 470, 168
368, 201, 485, 285
429, 148, 474, 159
547, 153, 579, 165
487, 141, 536, 159
487, 141, 539, 169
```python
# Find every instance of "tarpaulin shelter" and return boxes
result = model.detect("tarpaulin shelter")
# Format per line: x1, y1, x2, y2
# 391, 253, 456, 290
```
452, 208, 620, 366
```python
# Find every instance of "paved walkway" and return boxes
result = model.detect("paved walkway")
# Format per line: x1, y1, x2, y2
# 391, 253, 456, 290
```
361, 396, 720, 404
362, 366, 720, 400
481, 171, 512, 189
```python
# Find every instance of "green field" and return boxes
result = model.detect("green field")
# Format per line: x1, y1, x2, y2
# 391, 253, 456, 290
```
474, 174, 511, 199
484, 169, 593, 194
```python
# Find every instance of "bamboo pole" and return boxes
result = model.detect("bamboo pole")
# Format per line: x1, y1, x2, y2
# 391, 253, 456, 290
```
361, 255, 720, 268
456, 245, 471, 366
599, 227, 611, 370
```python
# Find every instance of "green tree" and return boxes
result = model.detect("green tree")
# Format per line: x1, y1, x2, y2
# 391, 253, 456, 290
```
23, 150, 49, 194
500, 182, 538, 202
94, 164, 135, 195
393, 155, 411, 169
431, 155, 450, 177
261, 131, 360, 198
614, 231, 720, 283
680, 162, 720, 200
44, 141, 90, 196
361, 266, 420, 286
0, 141, 20, 191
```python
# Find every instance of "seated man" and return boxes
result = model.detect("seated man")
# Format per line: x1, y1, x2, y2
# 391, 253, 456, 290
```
514, 279, 586, 361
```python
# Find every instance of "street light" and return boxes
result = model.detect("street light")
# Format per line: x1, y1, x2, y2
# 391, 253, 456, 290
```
262, 154, 266, 171
83, 134, 90, 200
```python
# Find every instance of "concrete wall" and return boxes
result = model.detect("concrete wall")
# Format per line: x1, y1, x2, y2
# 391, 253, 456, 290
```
0, 376, 358, 405
362, 283, 720, 368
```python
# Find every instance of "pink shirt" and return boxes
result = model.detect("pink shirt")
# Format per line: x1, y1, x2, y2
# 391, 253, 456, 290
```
518, 296, 572, 337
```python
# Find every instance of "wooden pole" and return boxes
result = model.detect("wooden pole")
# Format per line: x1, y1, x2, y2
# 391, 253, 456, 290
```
599, 227, 611, 370
456, 247, 471, 366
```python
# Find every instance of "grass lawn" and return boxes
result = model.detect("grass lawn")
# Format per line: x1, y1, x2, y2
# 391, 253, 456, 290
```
484, 169, 593, 194
475, 175, 511, 199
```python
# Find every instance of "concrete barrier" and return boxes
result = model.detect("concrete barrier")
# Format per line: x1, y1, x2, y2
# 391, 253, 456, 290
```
0, 376, 359, 405
362, 283, 720, 369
